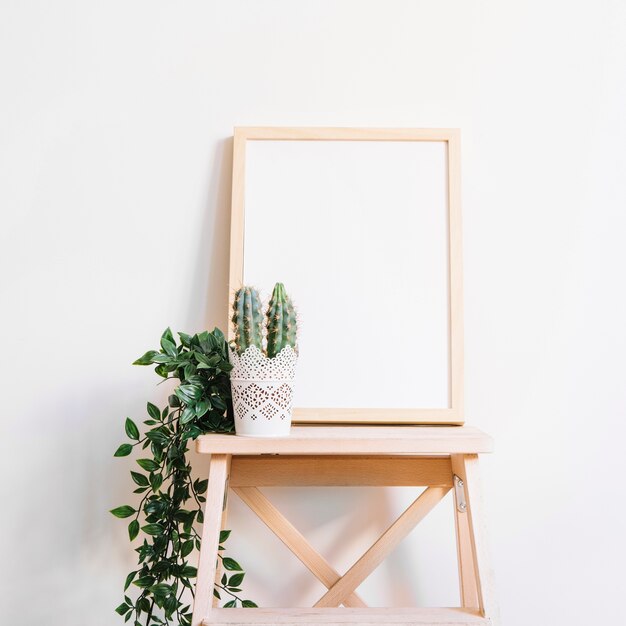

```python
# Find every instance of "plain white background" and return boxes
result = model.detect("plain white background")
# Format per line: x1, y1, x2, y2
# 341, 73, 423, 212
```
245, 140, 451, 409
1, 1, 625, 624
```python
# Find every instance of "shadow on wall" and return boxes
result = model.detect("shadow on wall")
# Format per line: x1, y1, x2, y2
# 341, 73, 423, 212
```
191, 137, 234, 334
186, 134, 235, 550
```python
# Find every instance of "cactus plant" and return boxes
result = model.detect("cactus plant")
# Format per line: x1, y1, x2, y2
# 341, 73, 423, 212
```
266, 282, 298, 358
232, 286, 264, 354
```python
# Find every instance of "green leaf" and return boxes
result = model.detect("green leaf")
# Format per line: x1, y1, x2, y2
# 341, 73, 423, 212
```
181, 565, 197, 577
130, 471, 149, 487
212, 396, 227, 412
195, 352, 211, 366
223, 600, 237, 608
197, 331, 215, 352
185, 383, 203, 400
146, 430, 169, 445
178, 331, 192, 347
149, 583, 172, 598
181, 540, 194, 558
110, 505, 135, 519
136, 458, 159, 471
151, 353, 171, 364
219, 530, 231, 543
141, 523, 164, 536
114, 443, 133, 457
183, 363, 195, 380
222, 557, 242, 571
145, 500, 167, 516
115, 602, 130, 615
180, 407, 196, 425
125, 418, 139, 441
229, 573, 244, 587
195, 479, 208, 494
205, 354, 221, 367
124, 571, 137, 591
242, 600, 258, 608
168, 394, 181, 408
174, 509, 195, 522
213, 588, 221, 600
161, 327, 175, 346
128, 519, 139, 541
194, 399, 211, 418
164, 595, 178, 615
150, 473, 163, 492
161, 338, 177, 357
151, 561, 170, 574
133, 350, 158, 365
133, 576, 155, 588
147, 402, 160, 421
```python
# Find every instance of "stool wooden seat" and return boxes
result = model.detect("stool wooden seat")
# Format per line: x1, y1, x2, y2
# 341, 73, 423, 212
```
192, 426, 497, 626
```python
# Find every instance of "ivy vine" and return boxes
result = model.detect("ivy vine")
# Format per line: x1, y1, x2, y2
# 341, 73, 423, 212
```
110, 328, 256, 625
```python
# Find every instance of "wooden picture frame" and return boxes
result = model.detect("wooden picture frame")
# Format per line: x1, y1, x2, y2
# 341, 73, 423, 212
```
229, 127, 463, 424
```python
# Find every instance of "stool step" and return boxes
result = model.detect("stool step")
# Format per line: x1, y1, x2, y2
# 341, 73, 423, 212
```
204, 607, 489, 625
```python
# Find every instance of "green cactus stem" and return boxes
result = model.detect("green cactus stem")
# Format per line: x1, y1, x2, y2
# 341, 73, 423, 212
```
231, 286, 263, 354
266, 282, 298, 358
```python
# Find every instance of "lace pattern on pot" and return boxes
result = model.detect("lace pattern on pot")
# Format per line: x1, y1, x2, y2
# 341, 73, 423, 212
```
229, 346, 298, 426
231, 379, 295, 422
228, 345, 298, 381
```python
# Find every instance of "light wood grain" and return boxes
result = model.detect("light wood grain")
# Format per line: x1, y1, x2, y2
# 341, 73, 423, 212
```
191, 439, 497, 624
192, 455, 230, 626
233, 487, 365, 607
230, 456, 453, 487
314, 487, 450, 607
203, 607, 488, 624
447, 131, 464, 418
229, 132, 246, 304
213, 456, 232, 607
229, 127, 464, 425
234, 127, 460, 142
452, 469, 479, 609
196, 426, 493, 456
451, 455, 499, 624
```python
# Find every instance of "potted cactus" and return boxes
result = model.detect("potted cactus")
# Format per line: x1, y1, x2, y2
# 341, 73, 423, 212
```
229, 283, 298, 437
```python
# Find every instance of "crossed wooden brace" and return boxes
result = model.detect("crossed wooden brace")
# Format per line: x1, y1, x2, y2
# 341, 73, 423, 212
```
191, 430, 498, 626
233, 484, 450, 608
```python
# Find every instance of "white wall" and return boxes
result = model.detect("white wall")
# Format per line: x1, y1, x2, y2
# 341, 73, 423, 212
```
1, 1, 625, 624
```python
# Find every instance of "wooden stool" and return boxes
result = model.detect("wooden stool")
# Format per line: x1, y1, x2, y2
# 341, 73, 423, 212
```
191, 426, 497, 626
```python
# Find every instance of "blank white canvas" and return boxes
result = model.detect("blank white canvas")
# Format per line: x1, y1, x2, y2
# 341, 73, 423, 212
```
243, 140, 450, 409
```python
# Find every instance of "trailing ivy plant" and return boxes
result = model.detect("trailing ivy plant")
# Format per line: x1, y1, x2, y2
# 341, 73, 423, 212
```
110, 328, 256, 626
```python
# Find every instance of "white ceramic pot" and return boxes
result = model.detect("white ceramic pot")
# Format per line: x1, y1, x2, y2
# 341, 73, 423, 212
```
229, 345, 298, 438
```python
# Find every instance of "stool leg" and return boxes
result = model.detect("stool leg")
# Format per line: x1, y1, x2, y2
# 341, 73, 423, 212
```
451, 454, 499, 625
452, 458, 479, 609
191, 454, 230, 626
212, 456, 232, 607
